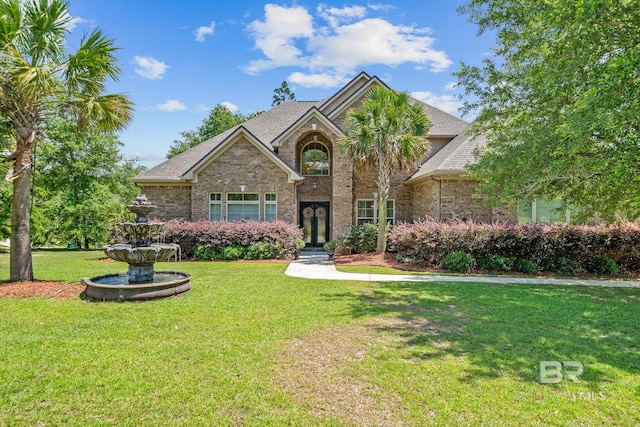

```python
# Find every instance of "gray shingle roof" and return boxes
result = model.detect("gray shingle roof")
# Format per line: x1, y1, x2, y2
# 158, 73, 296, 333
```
133, 74, 471, 184
421, 103, 469, 137
133, 101, 321, 182
407, 127, 486, 182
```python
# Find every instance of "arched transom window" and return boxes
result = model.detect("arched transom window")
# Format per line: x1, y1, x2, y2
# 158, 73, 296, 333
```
301, 142, 330, 176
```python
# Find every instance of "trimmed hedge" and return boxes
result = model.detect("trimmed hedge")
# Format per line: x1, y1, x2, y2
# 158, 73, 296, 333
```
389, 220, 640, 272
162, 219, 304, 259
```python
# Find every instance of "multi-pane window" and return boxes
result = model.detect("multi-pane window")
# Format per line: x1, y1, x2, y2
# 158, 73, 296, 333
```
227, 193, 260, 221
301, 142, 330, 176
209, 193, 222, 221
264, 193, 277, 221
356, 199, 395, 225
518, 198, 569, 224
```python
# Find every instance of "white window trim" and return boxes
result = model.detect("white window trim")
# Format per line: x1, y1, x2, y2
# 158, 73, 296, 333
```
264, 193, 277, 221
226, 193, 260, 221
209, 193, 222, 222
356, 199, 395, 225
300, 141, 331, 176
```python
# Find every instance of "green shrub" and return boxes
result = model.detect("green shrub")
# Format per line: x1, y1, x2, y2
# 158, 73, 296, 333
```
340, 223, 379, 254
294, 238, 306, 251
194, 245, 219, 260
515, 259, 538, 274
551, 257, 581, 276
442, 251, 475, 272
219, 245, 246, 261
478, 254, 514, 272
585, 257, 619, 276
245, 242, 273, 260
163, 219, 303, 259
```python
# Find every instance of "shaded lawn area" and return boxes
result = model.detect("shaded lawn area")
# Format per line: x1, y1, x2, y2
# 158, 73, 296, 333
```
0, 250, 639, 425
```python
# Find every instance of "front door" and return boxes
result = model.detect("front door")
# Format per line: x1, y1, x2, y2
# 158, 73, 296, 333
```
299, 202, 330, 248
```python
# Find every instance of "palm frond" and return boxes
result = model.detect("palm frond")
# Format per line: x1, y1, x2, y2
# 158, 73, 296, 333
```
73, 93, 134, 132
21, 0, 69, 65
65, 29, 122, 95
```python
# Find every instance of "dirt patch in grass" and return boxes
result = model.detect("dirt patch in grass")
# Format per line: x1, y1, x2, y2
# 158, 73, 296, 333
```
275, 311, 461, 426
0, 280, 84, 300
276, 320, 403, 426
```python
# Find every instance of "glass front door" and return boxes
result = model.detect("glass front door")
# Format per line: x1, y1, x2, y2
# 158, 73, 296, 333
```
299, 202, 330, 248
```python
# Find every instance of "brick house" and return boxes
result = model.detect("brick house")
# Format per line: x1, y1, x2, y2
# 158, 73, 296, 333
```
133, 72, 517, 248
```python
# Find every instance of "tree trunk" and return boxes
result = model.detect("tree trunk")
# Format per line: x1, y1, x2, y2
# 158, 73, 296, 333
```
9, 137, 34, 281
376, 155, 391, 253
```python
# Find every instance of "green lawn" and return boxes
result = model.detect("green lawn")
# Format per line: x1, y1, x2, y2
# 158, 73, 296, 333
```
1, 251, 639, 426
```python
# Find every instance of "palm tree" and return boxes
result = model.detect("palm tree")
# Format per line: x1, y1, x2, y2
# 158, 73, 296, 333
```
0, 0, 134, 281
339, 86, 430, 253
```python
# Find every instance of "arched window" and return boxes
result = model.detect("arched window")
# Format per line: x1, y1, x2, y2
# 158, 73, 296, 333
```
301, 142, 330, 176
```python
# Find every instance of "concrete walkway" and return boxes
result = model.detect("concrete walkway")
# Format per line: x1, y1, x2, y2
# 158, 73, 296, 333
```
285, 253, 640, 288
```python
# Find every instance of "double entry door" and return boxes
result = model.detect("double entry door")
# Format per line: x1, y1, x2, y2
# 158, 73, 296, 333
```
299, 202, 330, 248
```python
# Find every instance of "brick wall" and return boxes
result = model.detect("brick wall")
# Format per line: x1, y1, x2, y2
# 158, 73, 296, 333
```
411, 179, 440, 220
277, 119, 353, 238
191, 136, 296, 223
352, 170, 414, 222
440, 178, 492, 221
411, 177, 518, 223
140, 185, 192, 221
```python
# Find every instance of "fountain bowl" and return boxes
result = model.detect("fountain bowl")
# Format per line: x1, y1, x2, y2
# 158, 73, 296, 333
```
81, 271, 191, 301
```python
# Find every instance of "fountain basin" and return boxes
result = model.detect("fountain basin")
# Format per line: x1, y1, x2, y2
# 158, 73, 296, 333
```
103, 243, 179, 265
81, 271, 191, 301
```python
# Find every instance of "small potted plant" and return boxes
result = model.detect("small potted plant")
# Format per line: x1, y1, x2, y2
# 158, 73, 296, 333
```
323, 239, 339, 260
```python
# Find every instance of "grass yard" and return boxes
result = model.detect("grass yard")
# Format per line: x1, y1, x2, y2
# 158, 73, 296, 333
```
1, 250, 639, 426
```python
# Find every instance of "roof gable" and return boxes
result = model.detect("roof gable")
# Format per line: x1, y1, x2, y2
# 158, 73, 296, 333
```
319, 71, 372, 116
272, 107, 344, 147
183, 126, 303, 183
325, 75, 389, 121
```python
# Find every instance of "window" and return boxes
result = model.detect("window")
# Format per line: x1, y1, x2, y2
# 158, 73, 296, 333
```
301, 142, 329, 176
518, 198, 569, 224
227, 193, 259, 221
356, 199, 395, 225
209, 193, 222, 221
264, 193, 277, 221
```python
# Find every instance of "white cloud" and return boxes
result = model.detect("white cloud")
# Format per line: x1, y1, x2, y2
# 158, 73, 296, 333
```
243, 4, 452, 83
195, 21, 215, 42
309, 18, 450, 72
244, 4, 313, 74
134, 56, 168, 80
368, 3, 396, 12
410, 91, 462, 115
195, 104, 211, 113
444, 81, 457, 91
65, 15, 88, 31
155, 99, 186, 111
221, 101, 239, 112
318, 4, 366, 28
288, 71, 348, 88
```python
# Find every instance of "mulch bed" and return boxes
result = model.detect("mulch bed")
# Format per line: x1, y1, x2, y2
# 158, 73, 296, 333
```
0, 280, 85, 300
334, 252, 640, 279
335, 252, 449, 273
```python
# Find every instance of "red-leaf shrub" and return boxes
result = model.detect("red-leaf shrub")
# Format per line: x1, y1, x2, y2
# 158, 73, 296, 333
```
389, 220, 640, 271
162, 219, 304, 259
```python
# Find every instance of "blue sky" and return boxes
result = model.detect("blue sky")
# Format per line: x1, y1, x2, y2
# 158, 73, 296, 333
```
66, 1, 494, 168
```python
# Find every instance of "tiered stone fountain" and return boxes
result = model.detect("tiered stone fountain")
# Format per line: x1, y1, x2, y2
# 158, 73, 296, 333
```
82, 195, 191, 301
